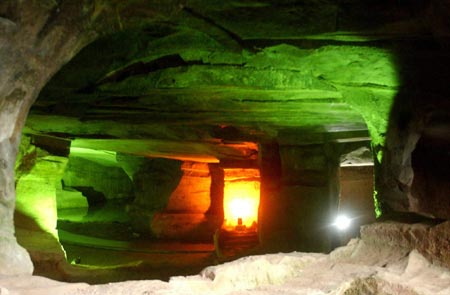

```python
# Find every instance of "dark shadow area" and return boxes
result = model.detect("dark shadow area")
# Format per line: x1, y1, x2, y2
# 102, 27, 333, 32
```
379, 35, 450, 218
411, 132, 450, 219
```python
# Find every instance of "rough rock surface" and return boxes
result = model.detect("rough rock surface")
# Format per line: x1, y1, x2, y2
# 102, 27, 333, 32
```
62, 152, 133, 201
15, 150, 68, 237
13, 145, 69, 277
1, 222, 450, 294
127, 158, 183, 234
166, 162, 211, 213
360, 221, 450, 269
0, 0, 183, 273
1, 0, 450, 277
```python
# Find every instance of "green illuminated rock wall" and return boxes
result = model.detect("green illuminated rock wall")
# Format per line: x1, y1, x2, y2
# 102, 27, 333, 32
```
14, 137, 69, 277
62, 154, 133, 202
2, 0, 449, 275
127, 158, 183, 234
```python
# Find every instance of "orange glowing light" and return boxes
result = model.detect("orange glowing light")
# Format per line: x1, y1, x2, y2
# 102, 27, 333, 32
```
223, 168, 260, 229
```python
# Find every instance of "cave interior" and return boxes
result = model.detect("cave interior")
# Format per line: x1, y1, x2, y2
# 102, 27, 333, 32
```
1, 0, 450, 290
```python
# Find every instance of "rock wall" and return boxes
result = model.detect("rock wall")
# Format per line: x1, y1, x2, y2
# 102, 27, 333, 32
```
0, 0, 449, 276
0, 136, 34, 275
62, 153, 221, 242
127, 158, 183, 234
0, 0, 108, 275
360, 221, 450, 269
410, 134, 450, 219
14, 136, 70, 277
62, 152, 134, 202
379, 51, 450, 220
15, 150, 68, 238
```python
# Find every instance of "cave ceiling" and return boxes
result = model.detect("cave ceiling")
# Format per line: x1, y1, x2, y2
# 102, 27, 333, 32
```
23, 0, 438, 162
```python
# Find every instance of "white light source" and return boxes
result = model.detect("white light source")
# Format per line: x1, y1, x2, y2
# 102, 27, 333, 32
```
333, 214, 351, 231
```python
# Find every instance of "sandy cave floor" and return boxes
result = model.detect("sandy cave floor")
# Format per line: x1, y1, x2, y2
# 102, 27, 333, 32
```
2, 237, 450, 295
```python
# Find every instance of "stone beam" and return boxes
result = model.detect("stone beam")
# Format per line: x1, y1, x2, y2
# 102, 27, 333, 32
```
71, 139, 258, 163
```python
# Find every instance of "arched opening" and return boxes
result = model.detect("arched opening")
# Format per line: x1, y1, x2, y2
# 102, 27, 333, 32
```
14, 133, 261, 281
337, 146, 376, 244
55, 150, 221, 278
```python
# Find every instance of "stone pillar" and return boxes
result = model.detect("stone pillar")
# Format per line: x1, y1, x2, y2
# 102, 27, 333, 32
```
15, 147, 69, 276
151, 162, 221, 241
379, 106, 421, 216
15, 150, 68, 238
208, 163, 224, 220
258, 142, 283, 250
0, 5, 93, 274
338, 165, 376, 241
0, 137, 34, 275
127, 158, 183, 234
259, 141, 339, 253
0, 65, 39, 275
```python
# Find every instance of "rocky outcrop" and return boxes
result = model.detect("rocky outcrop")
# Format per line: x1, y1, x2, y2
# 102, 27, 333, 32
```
379, 52, 450, 219
410, 132, 450, 219
360, 221, 450, 269
0, 136, 33, 275
14, 143, 69, 277
1, 221, 450, 294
